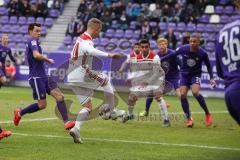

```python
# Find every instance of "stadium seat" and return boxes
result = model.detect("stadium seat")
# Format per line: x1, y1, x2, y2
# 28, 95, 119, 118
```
209, 14, 220, 23
124, 29, 134, 39
177, 22, 186, 32
115, 29, 124, 38
0, 7, 8, 15
8, 42, 16, 48
219, 0, 231, 5
205, 42, 215, 52
130, 21, 137, 29
99, 38, 109, 46
18, 16, 27, 25
205, 24, 215, 32
225, 6, 234, 14
198, 14, 209, 23
205, 5, 214, 14
44, 18, 54, 27
111, 20, 120, 29
186, 23, 196, 32
36, 17, 44, 25
216, 24, 224, 32
27, 17, 35, 24
196, 23, 205, 32
19, 25, 28, 34
231, 15, 240, 21
105, 29, 115, 38
168, 22, 176, 30
215, 6, 223, 14
41, 26, 47, 36
159, 22, 167, 31
49, 9, 60, 18
0, 0, 4, 6
0, 16, 8, 24
133, 30, 140, 39
63, 36, 72, 45
10, 25, 20, 34
15, 34, 24, 43
1, 24, 11, 33
17, 43, 26, 49
9, 16, 18, 24
220, 15, 229, 24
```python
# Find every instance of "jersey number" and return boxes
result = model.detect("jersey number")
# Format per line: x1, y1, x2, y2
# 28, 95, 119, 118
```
219, 26, 240, 65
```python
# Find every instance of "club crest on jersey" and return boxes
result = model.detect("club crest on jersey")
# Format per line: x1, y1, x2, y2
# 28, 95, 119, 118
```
162, 61, 170, 68
31, 40, 37, 46
187, 59, 196, 67
1, 52, 6, 57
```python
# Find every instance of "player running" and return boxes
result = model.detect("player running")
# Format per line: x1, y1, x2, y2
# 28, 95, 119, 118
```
0, 127, 12, 140
68, 18, 123, 143
0, 34, 17, 88
121, 39, 170, 127
13, 23, 75, 130
140, 38, 180, 117
164, 34, 216, 127
215, 0, 240, 125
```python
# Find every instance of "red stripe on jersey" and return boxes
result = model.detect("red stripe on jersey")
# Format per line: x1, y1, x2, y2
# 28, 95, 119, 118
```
130, 52, 137, 58
136, 51, 156, 62
72, 42, 79, 60
80, 33, 92, 41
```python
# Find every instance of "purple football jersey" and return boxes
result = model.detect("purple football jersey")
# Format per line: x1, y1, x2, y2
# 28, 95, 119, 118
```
26, 37, 46, 78
158, 49, 179, 78
215, 20, 240, 86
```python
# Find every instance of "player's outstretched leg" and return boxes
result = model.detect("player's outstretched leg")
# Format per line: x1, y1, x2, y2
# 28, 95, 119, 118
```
180, 86, 193, 127
50, 87, 75, 130
0, 127, 12, 140
69, 101, 91, 143
192, 84, 212, 127
14, 102, 42, 126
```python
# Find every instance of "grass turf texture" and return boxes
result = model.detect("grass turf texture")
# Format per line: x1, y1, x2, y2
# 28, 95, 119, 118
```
0, 86, 239, 160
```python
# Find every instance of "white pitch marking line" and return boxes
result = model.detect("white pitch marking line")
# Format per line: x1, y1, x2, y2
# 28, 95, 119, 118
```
12, 132, 240, 152
0, 111, 229, 124
0, 117, 57, 124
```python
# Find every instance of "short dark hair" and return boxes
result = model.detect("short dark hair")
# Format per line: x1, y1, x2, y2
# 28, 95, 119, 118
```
28, 23, 41, 33
139, 39, 150, 45
134, 42, 140, 46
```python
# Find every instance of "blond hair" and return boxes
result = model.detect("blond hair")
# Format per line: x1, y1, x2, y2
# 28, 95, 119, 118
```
157, 38, 168, 44
87, 18, 103, 30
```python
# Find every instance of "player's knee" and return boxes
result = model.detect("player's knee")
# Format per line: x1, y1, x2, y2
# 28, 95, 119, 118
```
56, 94, 64, 102
192, 91, 199, 97
128, 98, 136, 106
38, 101, 47, 109
180, 93, 187, 99
155, 96, 162, 102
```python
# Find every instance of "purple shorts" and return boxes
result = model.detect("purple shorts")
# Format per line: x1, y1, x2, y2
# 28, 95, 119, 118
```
166, 76, 180, 90
180, 74, 201, 88
0, 67, 6, 77
225, 81, 240, 124
29, 77, 58, 100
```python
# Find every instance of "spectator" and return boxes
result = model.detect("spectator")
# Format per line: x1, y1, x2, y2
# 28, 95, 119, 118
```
126, 2, 133, 20
150, 23, 160, 40
161, 4, 173, 22
19, 0, 31, 16
140, 20, 150, 39
172, 3, 182, 22
164, 28, 177, 49
182, 32, 190, 44
132, 3, 141, 17
77, 0, 86, 14
75, 20, 85, 37
30, 2, 38, 18
66, 16, 76, 38
5, 60, 16, 83
119, 11, 128, 29
37, 0, 48, 18
53, 0, 64, 14
150, 4, 161, 22
8, 0, 19, 16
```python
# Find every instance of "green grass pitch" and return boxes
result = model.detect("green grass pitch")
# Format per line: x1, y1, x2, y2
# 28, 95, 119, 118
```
0, 86, 239, 160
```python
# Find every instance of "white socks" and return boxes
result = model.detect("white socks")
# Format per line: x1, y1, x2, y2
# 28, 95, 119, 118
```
75, 107, 90, 130
158, 98, 169, 120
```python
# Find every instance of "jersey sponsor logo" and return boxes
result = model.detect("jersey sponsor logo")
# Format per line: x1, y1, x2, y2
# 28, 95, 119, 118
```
162, 61, 170, 68
187, 59, 196, 67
